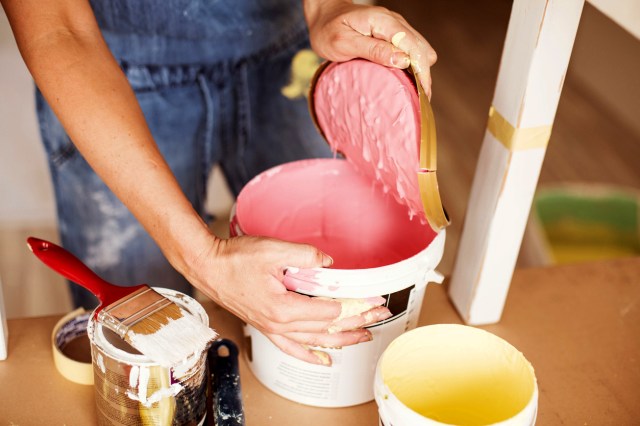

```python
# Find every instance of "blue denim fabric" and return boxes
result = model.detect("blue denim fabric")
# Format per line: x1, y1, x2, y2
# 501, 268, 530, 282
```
36, 1, 332, 309
91, 0, 310, 66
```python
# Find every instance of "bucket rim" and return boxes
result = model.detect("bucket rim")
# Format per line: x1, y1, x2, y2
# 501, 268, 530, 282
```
283, 230, 445, 298
374, 324, 539, 426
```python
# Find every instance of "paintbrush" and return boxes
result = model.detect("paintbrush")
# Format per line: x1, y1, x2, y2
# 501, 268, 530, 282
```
26, 237, 217, 368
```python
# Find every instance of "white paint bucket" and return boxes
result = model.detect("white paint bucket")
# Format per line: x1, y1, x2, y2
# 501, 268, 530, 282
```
374, 324, 538, 425
87, 288, 210, 425
231, 158, 445, 407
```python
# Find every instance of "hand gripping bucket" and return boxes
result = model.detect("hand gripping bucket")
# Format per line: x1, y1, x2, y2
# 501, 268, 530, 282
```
230, 60, 448, 407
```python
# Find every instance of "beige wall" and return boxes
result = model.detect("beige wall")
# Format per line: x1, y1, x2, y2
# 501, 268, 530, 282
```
0, 12, 57, 225
570, 3, 640, 136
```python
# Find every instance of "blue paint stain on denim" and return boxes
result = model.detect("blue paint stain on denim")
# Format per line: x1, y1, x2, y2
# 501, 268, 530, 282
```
36, 0, 333, 309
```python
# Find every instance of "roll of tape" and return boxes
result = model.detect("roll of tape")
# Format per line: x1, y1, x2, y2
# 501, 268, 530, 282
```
51, 308, 94, 385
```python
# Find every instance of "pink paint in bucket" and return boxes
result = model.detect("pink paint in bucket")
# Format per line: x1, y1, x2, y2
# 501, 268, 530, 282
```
231, 58, 448, 407
231, 158, 445, 407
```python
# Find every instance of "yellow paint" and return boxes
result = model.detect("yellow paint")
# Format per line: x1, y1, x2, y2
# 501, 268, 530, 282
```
320, 297, 380, 333
381, 325, 536, 425
312, 350, 331, 366
391, 31, 407, 48
487, 106, 552, 151
336, 298, 377, 320
281, 49, 322, 99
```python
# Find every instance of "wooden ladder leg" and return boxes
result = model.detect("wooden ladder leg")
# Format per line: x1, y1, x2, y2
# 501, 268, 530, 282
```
449, 0, 586, 325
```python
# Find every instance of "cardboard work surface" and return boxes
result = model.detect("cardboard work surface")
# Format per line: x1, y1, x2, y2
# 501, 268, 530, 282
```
1, 257, 639, 425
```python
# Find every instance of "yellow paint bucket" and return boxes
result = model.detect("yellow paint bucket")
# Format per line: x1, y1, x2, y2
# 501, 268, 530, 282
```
374, 324, 537, 425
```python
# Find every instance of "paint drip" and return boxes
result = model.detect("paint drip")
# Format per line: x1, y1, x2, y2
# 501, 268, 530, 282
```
312, 59, 425, 223
88, 289, 210, 426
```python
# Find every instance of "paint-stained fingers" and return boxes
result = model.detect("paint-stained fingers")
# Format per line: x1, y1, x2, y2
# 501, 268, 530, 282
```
390, 32, 435, 99
315, 296, 392, 332
326, 9, 416, 69
266, 291, 342, 324
360, 13, 436, 98
327, 306, 392, 333
375, 14, 436, 68
325, 296, 388, 321
284, 329, 373, 349
386, 12, 436, 98
269, 303, 391, 335
265, 332, 332, 366
282, 268, 322, 292
258, 294, 390, 335
323, 297, 393, 330
263, 303, 390, 335
389, 10, 431, 49
345, 34, 412, 69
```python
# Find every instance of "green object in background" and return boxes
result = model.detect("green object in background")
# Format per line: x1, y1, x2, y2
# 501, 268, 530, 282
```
533, 185, 640, 264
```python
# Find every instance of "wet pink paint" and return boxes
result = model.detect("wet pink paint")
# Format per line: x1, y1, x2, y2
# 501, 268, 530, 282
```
235, 159, 436, 270
281, 273, 321, 292
313, 59, 425, 222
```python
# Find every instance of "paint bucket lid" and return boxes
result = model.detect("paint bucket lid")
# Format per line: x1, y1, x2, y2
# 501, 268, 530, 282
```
309, 59, 449, 231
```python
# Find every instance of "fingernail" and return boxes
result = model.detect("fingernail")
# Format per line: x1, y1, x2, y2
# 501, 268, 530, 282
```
391, 52, 410, 69
312, 350, 332, 366
422, 76, 433, 101
285, 266, 300, 274
367, 296, 387, 306
358, 331, 373, 343
377, 309, 393, 321
321, 253, 333, 267
327, 324, 341, 334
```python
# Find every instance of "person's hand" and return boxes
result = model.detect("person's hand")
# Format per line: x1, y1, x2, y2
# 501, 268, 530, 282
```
304, 0, 437, 98
184, 234, 392, 366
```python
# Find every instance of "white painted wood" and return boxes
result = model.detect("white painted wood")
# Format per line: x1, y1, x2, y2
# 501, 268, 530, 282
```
449, 0, 585, 325
588, 0, 640, 40
492, 0, 586, 127
452, 136, 547, 324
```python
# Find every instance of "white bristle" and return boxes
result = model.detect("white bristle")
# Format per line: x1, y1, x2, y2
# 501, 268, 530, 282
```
126, 310, 217, 371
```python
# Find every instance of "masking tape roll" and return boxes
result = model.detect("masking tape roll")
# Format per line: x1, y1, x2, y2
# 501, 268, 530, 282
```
51, 308, 94, 385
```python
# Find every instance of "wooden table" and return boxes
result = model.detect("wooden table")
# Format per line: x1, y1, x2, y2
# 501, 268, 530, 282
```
1, 257, 639, 425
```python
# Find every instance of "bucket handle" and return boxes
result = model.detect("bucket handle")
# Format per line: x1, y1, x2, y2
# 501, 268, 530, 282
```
424, 269, 444, 285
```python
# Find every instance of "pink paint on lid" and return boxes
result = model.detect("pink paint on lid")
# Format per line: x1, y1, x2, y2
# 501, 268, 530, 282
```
312, 60, 424, 222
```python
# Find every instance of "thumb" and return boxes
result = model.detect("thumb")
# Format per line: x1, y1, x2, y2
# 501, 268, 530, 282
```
290, 243, 334, 268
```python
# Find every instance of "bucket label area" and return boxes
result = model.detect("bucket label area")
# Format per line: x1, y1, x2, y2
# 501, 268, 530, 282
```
373, 285, 416, 327
244, 283, 425, 406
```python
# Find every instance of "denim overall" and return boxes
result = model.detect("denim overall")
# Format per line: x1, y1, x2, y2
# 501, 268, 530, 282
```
35, 0, 332, 308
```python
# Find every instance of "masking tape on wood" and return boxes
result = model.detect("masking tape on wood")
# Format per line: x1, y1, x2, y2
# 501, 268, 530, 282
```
51, 308, 94, 385
487, 106, 552, 151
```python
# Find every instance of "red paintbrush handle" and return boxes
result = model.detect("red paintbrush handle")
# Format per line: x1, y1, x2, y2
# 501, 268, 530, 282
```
26, 237, 146, 309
